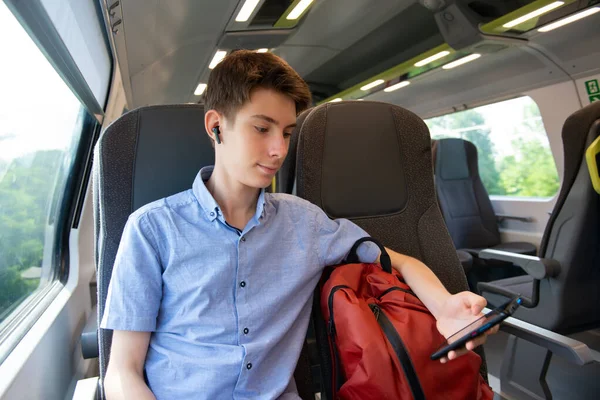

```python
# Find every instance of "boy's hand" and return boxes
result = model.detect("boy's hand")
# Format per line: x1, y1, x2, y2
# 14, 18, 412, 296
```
434, 291, 499, 363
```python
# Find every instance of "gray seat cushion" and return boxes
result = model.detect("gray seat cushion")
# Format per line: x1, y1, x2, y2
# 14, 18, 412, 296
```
94, 104, 214, 398
479, 102, 600, 333
434, 139, 537, 259
478, 275, 535, 307
457, 250, 474, 273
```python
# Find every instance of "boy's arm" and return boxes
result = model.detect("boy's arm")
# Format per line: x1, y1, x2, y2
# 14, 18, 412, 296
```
383, 247, 498, 362
101, 214, 163, 395
104, 331, 156, 400
384, 248, 452, 319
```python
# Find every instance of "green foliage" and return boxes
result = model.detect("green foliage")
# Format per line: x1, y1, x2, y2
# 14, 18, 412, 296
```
0, 150, 62, 321
427, 107, 559, 199
498, 139, 560, 197
0, 266, 40, 319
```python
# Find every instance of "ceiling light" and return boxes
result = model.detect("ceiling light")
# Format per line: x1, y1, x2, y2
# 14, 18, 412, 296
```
287, 0, 314, 20
414, 51, 451, 67
330, 98, 342, 102
503, 1, 564, 28
209, 50, 227, 69
538, 7, 600, 32
236, 0, 261, 22
360, 79, 385, 91
194, 83, 207, 96
442, 54, 481, 69
256, 48, 269, 53
384, 81, 411, 92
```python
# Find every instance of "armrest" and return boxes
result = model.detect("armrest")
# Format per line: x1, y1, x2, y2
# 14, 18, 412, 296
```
496, 214, 534, 223
81, 306, 99, 359
479, 249, 560, 279
72, 377, 99, 400
486, 307, 600, 366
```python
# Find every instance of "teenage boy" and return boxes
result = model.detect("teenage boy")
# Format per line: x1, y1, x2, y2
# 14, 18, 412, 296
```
101, 50, 496, 400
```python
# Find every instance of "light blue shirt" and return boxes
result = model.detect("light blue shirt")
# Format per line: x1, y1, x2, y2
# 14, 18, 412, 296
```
101, 166, 379, 400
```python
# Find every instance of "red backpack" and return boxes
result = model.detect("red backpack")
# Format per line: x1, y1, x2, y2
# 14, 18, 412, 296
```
319, 237, 494, 400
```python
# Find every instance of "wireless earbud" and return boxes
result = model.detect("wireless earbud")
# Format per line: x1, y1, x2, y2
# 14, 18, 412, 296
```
212, 126, 221, 144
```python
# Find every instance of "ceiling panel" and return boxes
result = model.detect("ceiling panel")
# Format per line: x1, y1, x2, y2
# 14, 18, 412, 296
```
120, 0, 239, 106
111, 0, 600, 108
131, 37, 215, 106
304, 2, 440, 89
122, 4, 160, 76
367, 44, 569, 118
529, 12, 600, 78
276, 0, 415, 78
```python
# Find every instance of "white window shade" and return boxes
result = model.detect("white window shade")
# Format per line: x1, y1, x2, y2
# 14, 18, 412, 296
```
40, 0, 111, 108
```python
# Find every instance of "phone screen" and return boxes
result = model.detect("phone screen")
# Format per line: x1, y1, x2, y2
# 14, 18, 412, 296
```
439, 308, 502, 348
431, 296, 521, 360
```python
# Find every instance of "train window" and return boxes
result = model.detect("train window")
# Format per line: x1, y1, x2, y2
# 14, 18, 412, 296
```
0, 1, 96, 354
426, 96, 560, 198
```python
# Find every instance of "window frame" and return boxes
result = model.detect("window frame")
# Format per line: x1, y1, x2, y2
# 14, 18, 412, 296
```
0, 110, 101, 365
0, 0, 111, 365
426, 95, 560, 200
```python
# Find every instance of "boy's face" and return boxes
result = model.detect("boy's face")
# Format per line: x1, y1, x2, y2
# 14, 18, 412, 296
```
209, 87, 297, 189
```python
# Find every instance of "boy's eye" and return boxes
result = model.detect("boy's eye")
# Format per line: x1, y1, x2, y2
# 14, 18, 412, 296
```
255, 126, 268, 133
284, 132, 292, 138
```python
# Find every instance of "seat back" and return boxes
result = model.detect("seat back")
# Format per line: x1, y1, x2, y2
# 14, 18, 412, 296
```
293, 101, 487, 388
93, 104, 214, 396
434, 138, 501, 250
277, 107, 313, 194
535, 101, 600, 332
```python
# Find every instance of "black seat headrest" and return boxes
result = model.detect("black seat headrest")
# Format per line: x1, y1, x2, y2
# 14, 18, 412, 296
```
435, 138, 478, 181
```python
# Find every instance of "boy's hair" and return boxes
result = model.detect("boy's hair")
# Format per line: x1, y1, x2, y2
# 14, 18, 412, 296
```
205, 50, 312, 121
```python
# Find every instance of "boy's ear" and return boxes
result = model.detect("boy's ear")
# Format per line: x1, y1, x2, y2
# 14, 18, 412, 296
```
205, 109, 221, 144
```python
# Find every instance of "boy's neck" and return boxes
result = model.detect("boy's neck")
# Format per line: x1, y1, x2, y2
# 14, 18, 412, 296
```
206, 166, 261, 230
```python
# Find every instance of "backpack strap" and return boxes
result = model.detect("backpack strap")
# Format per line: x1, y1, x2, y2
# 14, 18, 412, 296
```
346, 237, 392, 273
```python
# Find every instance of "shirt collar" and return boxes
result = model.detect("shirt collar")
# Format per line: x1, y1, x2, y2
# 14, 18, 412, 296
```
192, 166, 267, 223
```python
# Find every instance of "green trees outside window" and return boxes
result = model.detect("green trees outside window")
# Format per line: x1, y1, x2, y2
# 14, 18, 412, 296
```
426, 96, 559, 198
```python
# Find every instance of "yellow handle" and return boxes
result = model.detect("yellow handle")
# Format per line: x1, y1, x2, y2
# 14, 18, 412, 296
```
585, 135, 600, 194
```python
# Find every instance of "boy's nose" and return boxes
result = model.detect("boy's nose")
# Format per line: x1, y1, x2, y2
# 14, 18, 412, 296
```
270, 134, 288, 159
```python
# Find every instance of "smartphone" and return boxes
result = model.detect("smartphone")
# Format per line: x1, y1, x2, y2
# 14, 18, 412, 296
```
430, 296, 522, 361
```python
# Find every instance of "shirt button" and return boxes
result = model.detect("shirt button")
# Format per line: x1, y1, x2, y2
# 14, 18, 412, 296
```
240, 281, 246, 288
210, 212, 215, 216
246, 363, 252, 370
241, 236, 246, 242
243, 328, 249, 334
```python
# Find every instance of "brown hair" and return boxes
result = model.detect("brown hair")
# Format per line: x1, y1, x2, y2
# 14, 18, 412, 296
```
204, 50, 312, 121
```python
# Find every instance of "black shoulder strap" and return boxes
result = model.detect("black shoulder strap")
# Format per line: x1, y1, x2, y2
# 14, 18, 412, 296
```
345, 237, 392, 273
